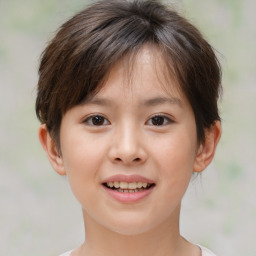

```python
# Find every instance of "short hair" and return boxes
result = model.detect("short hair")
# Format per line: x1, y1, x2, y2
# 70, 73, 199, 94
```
36, 0, 222, 147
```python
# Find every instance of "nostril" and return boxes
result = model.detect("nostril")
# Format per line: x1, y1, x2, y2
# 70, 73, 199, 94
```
114, 157, 142, 163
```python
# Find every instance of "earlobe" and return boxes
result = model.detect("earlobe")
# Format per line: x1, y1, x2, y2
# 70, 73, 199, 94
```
194, 121, 221, 173
38, 124, 66, 176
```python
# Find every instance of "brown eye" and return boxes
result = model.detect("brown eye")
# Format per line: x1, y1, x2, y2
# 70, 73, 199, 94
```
151, 116, 165, 126
83, 115, 110, 126
146, 115, 173, 126
92, 116, 105, 125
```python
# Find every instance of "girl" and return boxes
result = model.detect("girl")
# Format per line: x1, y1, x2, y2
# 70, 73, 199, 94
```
36, 1, 222, 255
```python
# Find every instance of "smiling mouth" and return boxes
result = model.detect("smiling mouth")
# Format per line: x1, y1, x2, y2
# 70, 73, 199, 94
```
103, 181, 155, 193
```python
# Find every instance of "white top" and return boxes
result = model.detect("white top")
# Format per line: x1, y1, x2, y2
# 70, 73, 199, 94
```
59, 245, 217, 256
59, 251, 72, 256
60, 251, 72, 256
199, 245, 217, 256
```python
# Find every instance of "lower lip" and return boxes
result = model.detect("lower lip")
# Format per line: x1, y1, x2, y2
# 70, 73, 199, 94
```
102, 186, 154, 203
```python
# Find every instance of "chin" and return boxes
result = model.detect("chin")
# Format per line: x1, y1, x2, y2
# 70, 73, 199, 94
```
101, 214, 161, 236
108, 224, 154, 236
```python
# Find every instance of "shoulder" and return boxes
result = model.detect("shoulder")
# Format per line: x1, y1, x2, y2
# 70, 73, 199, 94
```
59, 246, 217, 256
59, 250, 72, 256
198, 245, 217, 256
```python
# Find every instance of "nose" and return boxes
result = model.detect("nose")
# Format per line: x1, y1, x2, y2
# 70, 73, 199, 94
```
108, 124, 148, 166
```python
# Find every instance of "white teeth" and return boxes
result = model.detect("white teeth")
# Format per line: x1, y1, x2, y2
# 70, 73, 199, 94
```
128, 182, 137, 189
106, 181, 152, 190
114, 181, 119, 188
142, 182, 147, 188
120, 181, 128, 189
108, 182, 114, 188
117, 188, 145, 193
137, 182, 143, 188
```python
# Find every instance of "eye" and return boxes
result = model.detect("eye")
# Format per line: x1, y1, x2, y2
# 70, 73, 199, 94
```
83, 115, 110, 126
146, 115, 173, 126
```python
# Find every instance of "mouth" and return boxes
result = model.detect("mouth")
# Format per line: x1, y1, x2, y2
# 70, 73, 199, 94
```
103, 181, 155, 193
101, 175, 156, 202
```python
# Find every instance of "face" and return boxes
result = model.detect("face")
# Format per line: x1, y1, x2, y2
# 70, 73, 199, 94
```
53, 47, 201, 235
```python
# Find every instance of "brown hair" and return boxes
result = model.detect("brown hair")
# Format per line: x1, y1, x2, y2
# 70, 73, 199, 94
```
36, 0, 222, 147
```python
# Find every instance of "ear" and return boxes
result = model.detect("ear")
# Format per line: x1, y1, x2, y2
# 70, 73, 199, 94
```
38, 124, 66, 176
193, 121, 221, 173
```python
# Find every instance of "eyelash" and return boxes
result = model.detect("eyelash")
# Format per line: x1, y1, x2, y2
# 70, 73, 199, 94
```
83, 114, 173, 127
146, 114, 174, 126
83, 114, 110, 126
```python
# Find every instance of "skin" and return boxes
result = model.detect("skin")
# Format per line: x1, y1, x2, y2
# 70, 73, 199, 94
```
39, 46, 221, 256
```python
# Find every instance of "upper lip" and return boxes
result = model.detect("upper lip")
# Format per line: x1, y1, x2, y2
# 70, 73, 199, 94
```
102, 174, 155, 184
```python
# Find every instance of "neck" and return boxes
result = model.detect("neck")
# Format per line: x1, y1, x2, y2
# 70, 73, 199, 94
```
77, 205, 195, 256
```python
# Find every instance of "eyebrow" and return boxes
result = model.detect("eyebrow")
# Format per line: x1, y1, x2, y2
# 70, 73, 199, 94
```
143, 97, 183, 107
82, 96, 183, 107
82, 97, 113, 106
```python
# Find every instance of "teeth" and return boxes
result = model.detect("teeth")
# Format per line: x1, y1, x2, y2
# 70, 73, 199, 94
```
142, 182, 147, 188
106, 181, 152, 190
114, 181, 119, 188
128, 182, 136, 189
108, 182, 114, 188
137, 182, 142, 188
117, 188, 146, 193
120, 181, 128, 189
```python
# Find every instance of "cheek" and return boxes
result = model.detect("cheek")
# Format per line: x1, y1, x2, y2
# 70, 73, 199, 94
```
154, 134, 196, 173
150, 131, 197, 200
60, 133, 106, 203
61, 131, 108, 173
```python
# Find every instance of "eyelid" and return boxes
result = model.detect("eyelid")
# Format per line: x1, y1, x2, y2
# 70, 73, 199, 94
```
82, 114, 110, 126
146, 113, 174, 126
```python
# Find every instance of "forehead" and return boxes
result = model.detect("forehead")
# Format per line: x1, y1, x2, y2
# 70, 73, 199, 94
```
91, 45, 184, 102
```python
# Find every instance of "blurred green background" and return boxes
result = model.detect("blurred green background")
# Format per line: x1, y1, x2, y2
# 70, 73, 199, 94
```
0, 0, 255, 255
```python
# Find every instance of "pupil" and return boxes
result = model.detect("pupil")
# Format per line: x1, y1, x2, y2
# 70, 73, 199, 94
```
92, 116, 104, 125
152, 116, 164, 125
